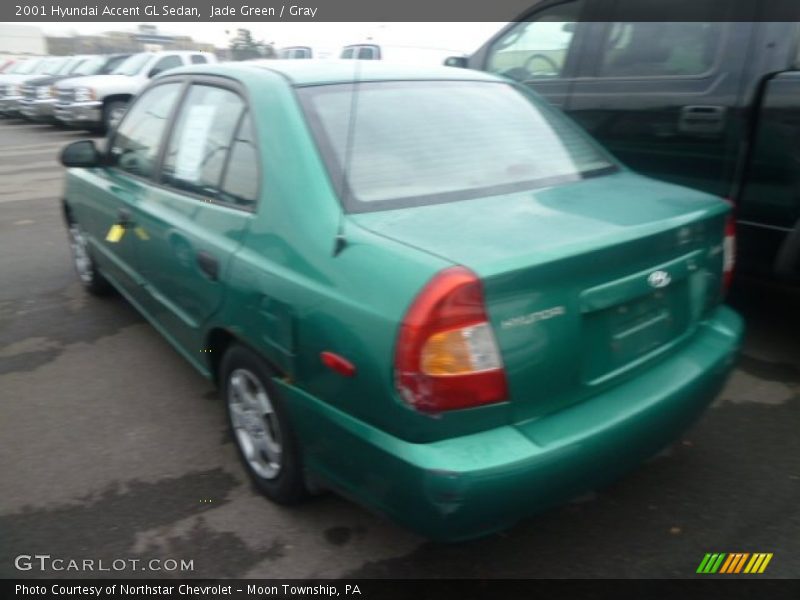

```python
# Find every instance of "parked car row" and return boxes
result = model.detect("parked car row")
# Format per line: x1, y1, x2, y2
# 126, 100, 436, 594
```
278, 42, 467, 65
0, 50, 216, 132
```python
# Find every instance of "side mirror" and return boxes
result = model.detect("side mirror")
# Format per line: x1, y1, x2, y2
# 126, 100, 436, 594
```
148, 67, 162, 78
61, 140, 102, 168
444, 56, 468, 68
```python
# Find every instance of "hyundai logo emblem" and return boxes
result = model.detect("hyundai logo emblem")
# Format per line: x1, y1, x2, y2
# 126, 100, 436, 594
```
648, 270, 671, 289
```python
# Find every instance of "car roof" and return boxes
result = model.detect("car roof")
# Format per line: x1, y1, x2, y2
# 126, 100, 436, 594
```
164, 59, 503, 86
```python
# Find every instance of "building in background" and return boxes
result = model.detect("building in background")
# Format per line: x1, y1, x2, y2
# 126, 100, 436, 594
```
46, 24, 217, 57
0, 24, 47, 59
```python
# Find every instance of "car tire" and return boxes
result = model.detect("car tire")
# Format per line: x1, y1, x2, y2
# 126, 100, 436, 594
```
221, 344, 309, 505
103, 100, 128, 133
65, 219, 114, 296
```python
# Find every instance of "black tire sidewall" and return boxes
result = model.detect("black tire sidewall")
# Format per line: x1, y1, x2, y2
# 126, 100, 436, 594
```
220, 344, 307, 504
67, 221, 113, 296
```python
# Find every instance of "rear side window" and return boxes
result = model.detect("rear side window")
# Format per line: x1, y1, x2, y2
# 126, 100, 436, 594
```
597, 22, 723, 77
191, 54, 207, 64
219, 113, 259, 209
357, 46, 378, 60
110, 82, 182, 179
161, 85, 246, 200
300, 81, 615, 212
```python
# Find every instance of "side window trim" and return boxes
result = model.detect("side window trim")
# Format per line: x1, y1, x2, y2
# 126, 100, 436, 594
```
155, 76, 261, 214
106, 77, 189, 183
216, 110, 262, 211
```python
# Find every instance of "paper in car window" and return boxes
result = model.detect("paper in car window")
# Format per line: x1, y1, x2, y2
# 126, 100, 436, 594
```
174, 105, 216, 181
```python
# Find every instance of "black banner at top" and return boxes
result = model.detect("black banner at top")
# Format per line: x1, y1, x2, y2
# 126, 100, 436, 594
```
2, 0, 800, 22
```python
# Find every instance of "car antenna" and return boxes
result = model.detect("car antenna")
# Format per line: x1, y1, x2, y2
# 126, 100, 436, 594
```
333, 57, 362, 257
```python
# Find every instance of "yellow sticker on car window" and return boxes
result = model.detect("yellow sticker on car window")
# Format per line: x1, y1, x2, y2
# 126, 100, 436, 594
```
134, 226, 149, 241
105, 224, 125, 243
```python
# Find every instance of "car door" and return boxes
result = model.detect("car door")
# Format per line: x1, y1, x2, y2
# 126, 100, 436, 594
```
131, 78, 258, 355
74, 81, 184, 299
469, 0, 592, 107
564, 0, 755, 198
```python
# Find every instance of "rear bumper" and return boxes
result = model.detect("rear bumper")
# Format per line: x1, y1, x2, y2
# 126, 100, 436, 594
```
53, 101, 102, 126
278, 305, 743, 541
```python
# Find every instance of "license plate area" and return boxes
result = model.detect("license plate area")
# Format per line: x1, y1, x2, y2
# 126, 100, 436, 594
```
581, 280, 690, 384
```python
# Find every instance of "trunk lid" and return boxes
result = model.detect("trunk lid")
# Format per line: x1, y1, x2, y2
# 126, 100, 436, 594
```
352, 172, 729, 422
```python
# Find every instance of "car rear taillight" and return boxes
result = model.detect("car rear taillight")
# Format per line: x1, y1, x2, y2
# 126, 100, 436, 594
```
722, 202, 736, 294
394, 266, 508, 413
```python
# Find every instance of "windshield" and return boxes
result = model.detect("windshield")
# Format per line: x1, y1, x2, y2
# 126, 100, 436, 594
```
60, 58, 85, 75
112, 53, 152, 76
41, 58, 66, 75
71, 56, 105, 76
15, 59, 42, 74
100, 55, 128, 74
299, 80, 616, 212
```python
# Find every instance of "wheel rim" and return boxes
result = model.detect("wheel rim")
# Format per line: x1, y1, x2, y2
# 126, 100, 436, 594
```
227, 368, 282, 480
67, 223, 93, 285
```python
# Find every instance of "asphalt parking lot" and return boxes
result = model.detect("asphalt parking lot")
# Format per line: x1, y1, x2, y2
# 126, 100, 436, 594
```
0, 119, 798, 579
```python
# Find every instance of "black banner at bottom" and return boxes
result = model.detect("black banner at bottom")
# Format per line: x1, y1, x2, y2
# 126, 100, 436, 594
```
3, 579, 800, 600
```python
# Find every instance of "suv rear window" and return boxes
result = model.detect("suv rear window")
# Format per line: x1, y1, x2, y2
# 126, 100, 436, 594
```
299, 81, 615, 212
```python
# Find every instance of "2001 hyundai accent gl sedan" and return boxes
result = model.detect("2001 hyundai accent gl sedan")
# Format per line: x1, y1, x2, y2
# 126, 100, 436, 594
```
60, 61, 743, 541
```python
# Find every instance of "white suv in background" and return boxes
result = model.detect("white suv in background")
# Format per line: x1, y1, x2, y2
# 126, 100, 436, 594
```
53, 50, 217, 132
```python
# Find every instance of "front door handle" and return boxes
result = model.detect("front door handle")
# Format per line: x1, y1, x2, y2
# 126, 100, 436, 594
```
196, 250, 219, 281
679, 105, 726, 135
117, 208, 134, 227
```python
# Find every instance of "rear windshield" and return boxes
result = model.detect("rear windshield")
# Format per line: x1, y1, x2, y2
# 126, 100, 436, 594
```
299, 81, 616, 212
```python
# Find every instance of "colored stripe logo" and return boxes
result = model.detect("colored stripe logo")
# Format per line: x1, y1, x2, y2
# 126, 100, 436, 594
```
697, 553, 773, 574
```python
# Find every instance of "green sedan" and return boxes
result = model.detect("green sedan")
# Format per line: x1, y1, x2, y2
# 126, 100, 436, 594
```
60, 61, 743, 541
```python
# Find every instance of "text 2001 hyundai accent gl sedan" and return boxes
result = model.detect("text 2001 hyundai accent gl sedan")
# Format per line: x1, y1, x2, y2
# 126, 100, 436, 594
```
60, 61, 743, 541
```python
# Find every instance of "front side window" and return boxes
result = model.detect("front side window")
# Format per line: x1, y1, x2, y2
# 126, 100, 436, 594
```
597, 22, 723, 78
341, 47, 355, 59
487, 0, 583, 81
300, 80, 615, 212
110, 82, 182, 179
191, 54, 207, 64
161, 85, 245, 199
357, 46, 377, 60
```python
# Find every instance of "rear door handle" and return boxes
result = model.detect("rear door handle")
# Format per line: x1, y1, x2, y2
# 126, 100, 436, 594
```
196, 250, 219, 281
679, 105, 726, 135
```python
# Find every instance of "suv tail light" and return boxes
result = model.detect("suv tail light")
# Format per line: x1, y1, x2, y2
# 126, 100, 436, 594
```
722, 202, 736, 294
394, 266, 508, 413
